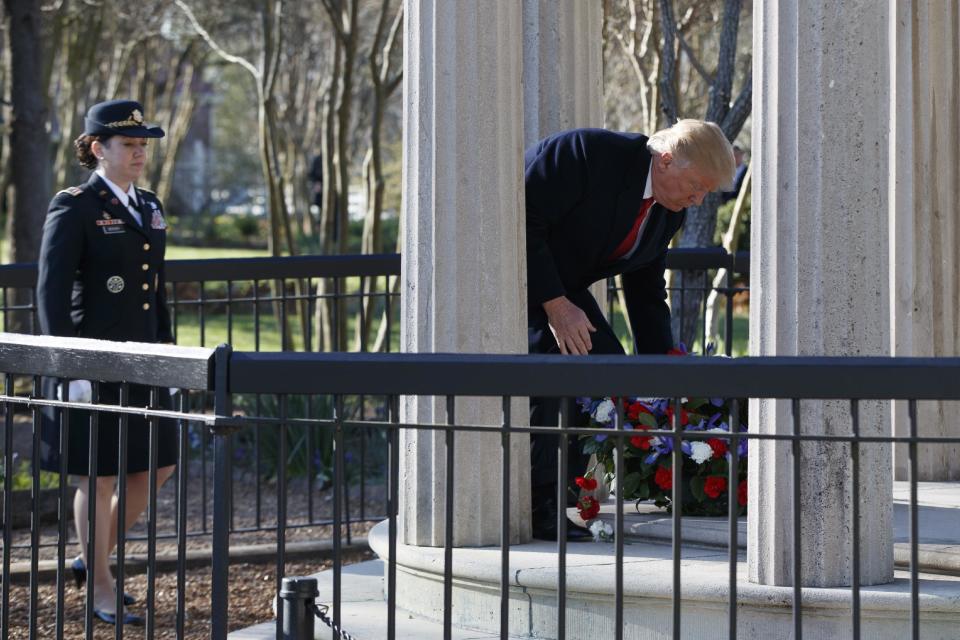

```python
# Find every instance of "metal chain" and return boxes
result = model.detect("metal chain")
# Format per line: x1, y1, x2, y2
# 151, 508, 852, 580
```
310, 603, 362, 640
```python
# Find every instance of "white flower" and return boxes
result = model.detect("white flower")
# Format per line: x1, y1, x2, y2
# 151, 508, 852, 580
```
593, 399, 616, 424
588, 519, 614, 542
689, 441, 714, 464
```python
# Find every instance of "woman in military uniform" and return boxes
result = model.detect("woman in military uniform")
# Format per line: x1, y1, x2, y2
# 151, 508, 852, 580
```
36, 99, 176, 625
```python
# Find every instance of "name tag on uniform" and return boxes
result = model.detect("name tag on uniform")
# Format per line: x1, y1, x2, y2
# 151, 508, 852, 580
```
96, 218, 127, 234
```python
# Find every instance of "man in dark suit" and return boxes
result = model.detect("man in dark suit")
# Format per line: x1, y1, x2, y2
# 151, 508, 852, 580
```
525, 120, 735, 540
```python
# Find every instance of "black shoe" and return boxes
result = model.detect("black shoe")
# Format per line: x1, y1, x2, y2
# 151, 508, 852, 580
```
531, 488, 594, 542
93, 608, 144, 626
71, 557, 137, 605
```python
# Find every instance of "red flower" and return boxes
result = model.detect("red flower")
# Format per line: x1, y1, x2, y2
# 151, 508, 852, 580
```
575, 475, 598, 491
654, 465, 673, 491
738, 480, 748, 506
665, 405, 690, 426
703, 476, 728, 499
577, 495, 601, 521
626, 401, 651, 421
707, 438, 728, 458
630, 435, 652, 450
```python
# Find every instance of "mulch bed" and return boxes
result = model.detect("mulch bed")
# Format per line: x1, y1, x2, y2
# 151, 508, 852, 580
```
2, 435, 387, 639
5, 552, 376, 639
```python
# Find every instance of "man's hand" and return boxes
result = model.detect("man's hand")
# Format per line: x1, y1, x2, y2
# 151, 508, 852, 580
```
543, 296, 596, 355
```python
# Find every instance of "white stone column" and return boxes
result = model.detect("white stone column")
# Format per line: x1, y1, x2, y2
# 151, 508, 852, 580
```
890, 1, 960, 481
521, 0, 610, 329
749, 2, 893, 586
400, 0, 530, 547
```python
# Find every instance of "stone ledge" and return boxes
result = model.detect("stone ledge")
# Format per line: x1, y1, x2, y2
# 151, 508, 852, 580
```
367, 520, 960, 639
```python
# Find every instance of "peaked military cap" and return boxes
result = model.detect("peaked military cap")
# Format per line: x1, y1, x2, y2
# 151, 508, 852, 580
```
83, 99, 165, 138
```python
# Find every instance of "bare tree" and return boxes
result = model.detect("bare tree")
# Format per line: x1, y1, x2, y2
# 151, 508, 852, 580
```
353, 0, 402, 351
3, 0, 50, 264
659, 0, 751, 348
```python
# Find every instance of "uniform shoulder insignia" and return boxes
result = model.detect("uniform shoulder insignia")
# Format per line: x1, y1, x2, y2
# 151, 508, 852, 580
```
57, 186, 84, 197
138, 187, 157, 196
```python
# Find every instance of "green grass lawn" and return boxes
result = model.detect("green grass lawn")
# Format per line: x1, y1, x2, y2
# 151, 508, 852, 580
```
166, 245, 271, 260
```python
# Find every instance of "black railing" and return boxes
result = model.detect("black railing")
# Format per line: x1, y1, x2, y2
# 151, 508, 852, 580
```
1, 334, 958, 639
0, 249, 750, 355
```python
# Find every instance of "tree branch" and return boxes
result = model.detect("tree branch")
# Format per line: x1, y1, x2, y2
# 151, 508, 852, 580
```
706, 0, 741, 122
677, 32, 712, 84
720, 76, 752, 140
174, 0, 259, 79
657, 0, 679, 124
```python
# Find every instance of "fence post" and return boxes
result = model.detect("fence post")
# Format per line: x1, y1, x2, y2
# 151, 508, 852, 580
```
211, 343, 234, 640
280, 577, 319, 639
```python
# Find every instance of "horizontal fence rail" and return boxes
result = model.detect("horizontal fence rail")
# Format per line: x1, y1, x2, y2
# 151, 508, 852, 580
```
0, 249, 750, 355
227, 351, 960, 399
2, 334, 959, 639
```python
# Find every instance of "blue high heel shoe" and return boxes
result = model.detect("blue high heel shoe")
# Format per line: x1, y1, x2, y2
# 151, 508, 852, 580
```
71, 557, 137, 605
93, 608, 144, 626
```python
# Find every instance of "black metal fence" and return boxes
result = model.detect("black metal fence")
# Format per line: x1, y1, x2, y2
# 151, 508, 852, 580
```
1, 334, 958, 639
0, 249, 750, 356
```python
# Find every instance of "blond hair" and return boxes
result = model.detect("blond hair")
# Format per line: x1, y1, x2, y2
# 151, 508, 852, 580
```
647, 119, 736, 188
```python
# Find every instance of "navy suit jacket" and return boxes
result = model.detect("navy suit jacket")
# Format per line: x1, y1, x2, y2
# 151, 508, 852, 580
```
525, 128, 684, 354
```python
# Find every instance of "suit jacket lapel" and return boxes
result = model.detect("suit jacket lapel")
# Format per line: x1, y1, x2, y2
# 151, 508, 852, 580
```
603, 145, 653, 259
88, 174, 149, 239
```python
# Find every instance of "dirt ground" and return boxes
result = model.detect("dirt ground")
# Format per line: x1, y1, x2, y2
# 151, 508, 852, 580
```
5, 552, 376, 639
2, 419, 389, 639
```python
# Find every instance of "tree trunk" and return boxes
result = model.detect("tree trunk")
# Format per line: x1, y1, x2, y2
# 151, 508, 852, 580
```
3, 0, 51, 333
3, 0, 50, 263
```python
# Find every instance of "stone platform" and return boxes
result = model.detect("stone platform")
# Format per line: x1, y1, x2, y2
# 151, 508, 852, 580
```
231, 482, 960, 639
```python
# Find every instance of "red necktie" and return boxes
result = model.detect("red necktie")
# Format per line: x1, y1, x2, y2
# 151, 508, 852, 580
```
609, 197, 655, 261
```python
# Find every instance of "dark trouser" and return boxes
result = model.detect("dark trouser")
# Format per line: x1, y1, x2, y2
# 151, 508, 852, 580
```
529, 288, 625, 504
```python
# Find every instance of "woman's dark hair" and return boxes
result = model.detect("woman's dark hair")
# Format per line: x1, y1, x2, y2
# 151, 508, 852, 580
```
74, 134, 113, 169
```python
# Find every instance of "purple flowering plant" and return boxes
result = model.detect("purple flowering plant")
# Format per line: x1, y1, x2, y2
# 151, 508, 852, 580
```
577, 344, 748, 517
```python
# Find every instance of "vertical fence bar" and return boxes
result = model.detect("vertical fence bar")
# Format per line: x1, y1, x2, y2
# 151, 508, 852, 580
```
387, 395, 399, 640
384, 278, 393, 353
792, 398, 803, 640
199, 282, 207, 346
146, 387, 160, 639
500, 396, 512, 640
176, 391, 190, 640
850, 400, 861, 639
557, 399, 568, 640
2, 374, 13, 640
254, 279, 262, 352
171, 282, 179, 343
444, 395, 456, 640
227, 280, 234, 345
700, 270, 708, 352
727, 398, 740, 639
307, 401, 315, 524
86, 383, 100, 638
210, 345, 234, 640
275, 394, 288, 640
202, 419, 209, 533
256, 394, 263, 527
387, 396, 400, 640
671, 397, 682, 640
280, 279, 289, 350
615, 398, 625, 640
115, 384, 129, 640
908, 399, 919, 640
333, 394, 345, 639
723, 266, 735, 357
55, 382, 70, 640
29, 376, 42, 639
